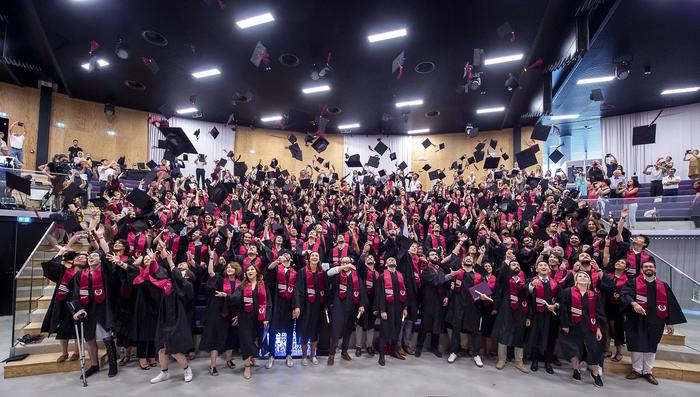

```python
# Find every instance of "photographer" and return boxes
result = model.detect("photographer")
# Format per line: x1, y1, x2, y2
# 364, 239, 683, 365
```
604, 153, 621, 178
683, 149, 699, 179
9, 121, 27, 164
643, 160, 665, 198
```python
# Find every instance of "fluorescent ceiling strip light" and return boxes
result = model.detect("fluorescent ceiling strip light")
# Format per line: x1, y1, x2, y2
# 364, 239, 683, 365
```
661, 87, 700, 95
302, 85, 331, 94
476, 106, 505, 114
176, 107, 198, 114
260, 115, 283, 122
576, 75, 615, 85
395, 99, 423, 108
338, 123, 360, 130
192, 68, 221, 78
367, 28, 407, 43
408, 128, 430, 134
550, 114, 580, 120
484, 53, 523, 65
236, 12, 274, 29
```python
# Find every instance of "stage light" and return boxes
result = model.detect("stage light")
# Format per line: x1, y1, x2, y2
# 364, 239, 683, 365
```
115, 39, 129, 60
56, 122, 66, 128
106, 130, 116, 136
407, 128, 430, 134
615, 60, 631, 80
484, 53, 523, 65
368, 28, 407, 43
505, 73, 519, 91
395, 99, 423, 108
176, 107, 198, 114
660, 86, 700, 95
577, 75, 615, 85
236, 12, 274, 29
302, 85, 330, 94
81, 59, 109, 70
476, 106, 505, 114
192, 68, 221, 79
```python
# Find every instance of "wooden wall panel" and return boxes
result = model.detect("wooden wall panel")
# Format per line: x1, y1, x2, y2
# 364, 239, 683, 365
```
410, 129, 515, 187
234, 128, 345, 176
518, 126, 543, 171
0, 82, 41, 169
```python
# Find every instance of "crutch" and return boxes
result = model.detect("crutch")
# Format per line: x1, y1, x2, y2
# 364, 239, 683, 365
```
68, 302, 88, 387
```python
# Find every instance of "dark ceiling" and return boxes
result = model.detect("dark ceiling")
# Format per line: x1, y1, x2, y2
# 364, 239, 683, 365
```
1, 0, 581, 135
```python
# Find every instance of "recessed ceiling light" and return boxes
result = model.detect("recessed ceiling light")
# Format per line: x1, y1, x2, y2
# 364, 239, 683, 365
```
176, 107, 198, 115
367, 28, 407, 43
550, 114, 580, 120
476, 106, 505, 114
260, 115, 283, 122
576, 75, 615, 85
338, 123, 360, 130
484, 53, 523, 65
660, 86, 700, 95
302, 85, 330, 94
106, 130, 116, 136
192, 68, 221, 79
81, 59, 110, 70
395, 99, 423, 108
408, 128, 430, 134
235, 12, 274, 29
249, 149, 256, 154
56, 122, 66, 128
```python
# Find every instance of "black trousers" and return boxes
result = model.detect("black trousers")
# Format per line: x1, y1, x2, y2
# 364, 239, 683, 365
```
416, 328, 440, 350
449, 330, 480, 354
650, 180, 663, 197
195, 168, 206, 188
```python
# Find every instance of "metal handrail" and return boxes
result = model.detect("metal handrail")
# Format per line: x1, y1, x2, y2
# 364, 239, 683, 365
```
14, 222, 56, 278
646, 248, 700, 288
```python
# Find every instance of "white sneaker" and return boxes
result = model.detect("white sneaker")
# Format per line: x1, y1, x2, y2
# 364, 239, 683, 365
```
265, 357, 274, 369
301, 358, 309, 366
473, 355, 484, 367
447, 353, 458, 363
311, 356, 319, 365
183, 366, 193, 383
286, 355, 294, 367
150, 370, 170, 384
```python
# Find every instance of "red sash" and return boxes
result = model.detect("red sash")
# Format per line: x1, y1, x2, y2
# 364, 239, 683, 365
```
609, 273, 628, 303
365, 268, 378, 294
367, 233, 380, 255
133, 261, 173, 295
243, 256, 262, 272
509, 271, 527, 314
305, 268, 325, 303
79, 266, 106, 306
635, 277, 668, 320
243, 282, 267, 322
339, 271, 360, 303
56, 268, 76, 301
332, 246, 349, 267
411, 255, 422, 288
571, 287, 598, 331
453, 269, 481, 293
383, 270, 406, 303
277, 265, 297, 300
626, 249, 651, 277
430, 234, 446, 251
534, 278, 558, 313
485, 274, 496, 307
221, 277, 240, 318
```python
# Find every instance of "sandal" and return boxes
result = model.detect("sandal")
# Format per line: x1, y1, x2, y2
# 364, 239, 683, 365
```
69, 353, 79, 361
188, 352, 197, 360
243, 364, 252, 380
226, 359, 236, 369
209, 366, 219, 376
138, 359, 150, 370
118, 355, 131, 367
611, 353, 623, 362
56, 353, 69, 363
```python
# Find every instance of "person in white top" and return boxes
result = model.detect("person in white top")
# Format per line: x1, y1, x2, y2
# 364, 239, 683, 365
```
662, 168, 681, 202
9, 121, 26, 163
407, 172, 422, 193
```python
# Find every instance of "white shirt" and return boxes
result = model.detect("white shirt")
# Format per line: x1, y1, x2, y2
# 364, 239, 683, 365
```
98, 165, 115, 181
10, 134, 24, 150
407, 179, 421, 192
662, 175, 680, 190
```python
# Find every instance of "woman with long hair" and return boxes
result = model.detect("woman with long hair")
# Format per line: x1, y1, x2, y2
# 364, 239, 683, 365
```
293, 251, 326, 366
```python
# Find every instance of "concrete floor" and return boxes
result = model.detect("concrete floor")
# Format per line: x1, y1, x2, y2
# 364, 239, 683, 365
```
1, 314, 698, 397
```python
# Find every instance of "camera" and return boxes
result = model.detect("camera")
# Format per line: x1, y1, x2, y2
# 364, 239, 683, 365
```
581, 260, 591, 266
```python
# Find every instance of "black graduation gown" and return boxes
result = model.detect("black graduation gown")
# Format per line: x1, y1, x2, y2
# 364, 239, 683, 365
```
265, 266, 295, 332
374, 271, 406, 339
620, 278, 686, 353
558, 287, 606, 365
420, 265, 448, 334
112, 260, 137, 344
525, 277, 559, 355
445, 270, 482, 334
397, 252, 419, 321
40, 257, 76, 339
293, 267, 326, 342
198, 275, 236, 353
490, 268, 527, 347
154, 267, 194, 355
327, 271, 367, 339
69, 257, 116, 341
603, 273, 627, 346
357, 260, 378, 331
127, 277, 162, 343
231, 282, 272, 359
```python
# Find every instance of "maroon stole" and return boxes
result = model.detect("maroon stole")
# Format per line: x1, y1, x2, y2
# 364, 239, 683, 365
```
332, 245, 349, 267
635, 277, 668, 320
365, 268, 378, 294
339, 271, 360, 303
453, 268, 481, 293
383, 269, 406, 303
128, 232, 147, 256
411, 255, 422, 288
534, 278, 558, 313
367, 233, 380, 255
304, 239, 321, 253
430, 234, 446, 251
626, 249, 651, 277
243, 281, 267, 321
485, 274, 496, 307
221, 277, 240, 318
305, 267, 325, 303
133, 261, 173, 295
609, 272, 628, 303
238, 245, 248, 257
277, 265, 297, 300
243, 256, 262, 272
571, 287, 598, 331
79, 266, 106, 306
56, 267, 77, 301
509, 271, 528, 314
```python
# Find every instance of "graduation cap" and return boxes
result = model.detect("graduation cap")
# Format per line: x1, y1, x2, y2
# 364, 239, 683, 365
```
126, 188, 153, 209
467, 156, 476, 165
289, 143, 303, 161
311, 136, 329, 153
218, 157, 228, 167
499, 199, 514, 213
474, 150, 485, 163
374, 140, 389, 156
137, 162, 146, 170
549, 149, 564, 164
287, 134, 297, 144
255, 170, 265, 181
362, 175, 372, 185
89, 197, 108, 208
233, 162, 248, 177
300, 179, 311, 189
515, 148, 538, 169
561, 197, 576, 213
182, 154, 188, 162
421, 138, 433, 149
390, 152, 397, 161
316, 156, 325, 164
193, 129, 201, 139
143, 170, 158, 185
146, 160, 158, 169
475, 142, 486, 151
437, 142, 446, 151
502, 152, 510, 161
378, 169, 387, 177
63, 214, 83, 234
397, 235, 413, 251
159, 126, 198, 156
208, 184, 229, 205
428, 169, 446, 181
163, 150, 176, 163
345, 154, 362, 168
531, 124, 551, 141
167, 221, 186, 234
131, 217, 150, 233
526, 177, 541, 189
230, 200, 243, 211
522, 204, 538, 223
209, 126, 220, 140
203, 202, 216, 215
6, 172, 30, 195
489, 139, 498, 149
451, 161, 460, 170
484, 157, 501, 169
590, 88, 604, 102
422, 164, 432, 172
250, 41, 271, 69
275, 177, 286, 188
187, 206, 202, 216
531, 144, 540, 154
398, 161, 408, 171
392, 51, 405, 78
447, 202, 460, 214
367, 155, 380, 168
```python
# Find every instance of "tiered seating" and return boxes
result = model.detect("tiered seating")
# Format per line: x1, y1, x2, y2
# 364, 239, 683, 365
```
590, 180, 697, 222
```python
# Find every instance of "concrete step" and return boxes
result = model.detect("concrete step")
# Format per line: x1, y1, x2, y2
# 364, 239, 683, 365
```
37, 295, 52, 309
30, 308, 48, 323
662, 332, 685, 346
3, 350, 108, 379
15, 276, 53, 288
14, 336, 105, 355
605, 356, 700, 383
619, 344, 700, 364
15, 297, 40, 311
14, 286, 45, 299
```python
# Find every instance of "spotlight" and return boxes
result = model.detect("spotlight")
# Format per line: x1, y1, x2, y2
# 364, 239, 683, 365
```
505, 73, 519, 91
615, 60, 631, 80
115, 38, 129, 60
104, 103, 115, 116
469, 73, 482, 91
644, 65, 652, 75
465, 123, 479, 138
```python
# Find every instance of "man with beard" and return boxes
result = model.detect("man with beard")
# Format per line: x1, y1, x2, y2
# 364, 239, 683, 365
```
326, 257, 366, 365
374, 257, 408, 366
355, 251, 379, 357
620, 259, 686, 385
526, 262, 559, 374
516, 236, 539, 276
491, 260, 529, 373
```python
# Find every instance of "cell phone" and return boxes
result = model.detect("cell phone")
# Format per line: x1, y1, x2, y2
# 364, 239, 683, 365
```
687, 150, 692, 154
18, 122, 24, 127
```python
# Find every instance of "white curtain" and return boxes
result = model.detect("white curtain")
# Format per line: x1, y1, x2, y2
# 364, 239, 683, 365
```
342, 135, 412, 178
148, 114, 235, 176
601, 102, 700, 182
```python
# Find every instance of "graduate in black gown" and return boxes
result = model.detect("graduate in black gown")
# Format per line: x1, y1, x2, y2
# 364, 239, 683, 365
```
293, 251, 327, 366
491, 260, 529, 373
374, 257, 407, 366
264, 251, 297, 369
416, 249, 451, 358
620, 259, 686, 385
228, 262, 271, 380
149, 248, 195, 384
601, 242, 629, 363
355, 250, 379, 357
525, 261, 559, 374
326, 256, 367, 365
199, 258, 241, 375
558, 271, 606, 387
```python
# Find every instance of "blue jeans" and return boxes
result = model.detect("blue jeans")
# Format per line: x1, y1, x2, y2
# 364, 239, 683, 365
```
10, 147, 23, 164
663, 188, 678, 202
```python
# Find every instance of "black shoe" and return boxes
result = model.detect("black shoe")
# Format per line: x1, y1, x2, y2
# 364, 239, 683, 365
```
545, 362, 554, 374
414, 346, 422, 358
530, 360, 539, 372
573, 369, 581, 381
592, 373, 604, 387
104, 338, 118, 377
553, 357, 562, 366
81, 365, 100, 379
431, 348, 442, 358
